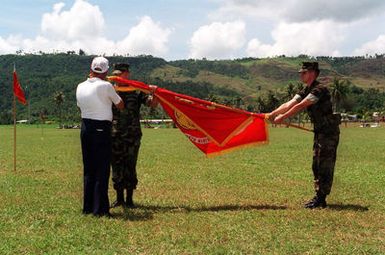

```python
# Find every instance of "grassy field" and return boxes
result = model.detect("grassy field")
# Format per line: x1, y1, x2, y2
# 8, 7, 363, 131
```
0, 124, 384, 254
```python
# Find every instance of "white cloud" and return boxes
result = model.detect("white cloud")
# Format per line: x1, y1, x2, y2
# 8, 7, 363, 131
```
189, 20, 246, 59
1, 0, 384, 59
116, 16, 172, 57
213, 0, 385, 23
0, 0, 172, 57
284, 0, 385, 23
210, 0, 285, 22
246, 20, 344, 57
0, 35, 20, 53
41, 0, 105, 40
353, 35, 385, 56
210, 0, 385, 58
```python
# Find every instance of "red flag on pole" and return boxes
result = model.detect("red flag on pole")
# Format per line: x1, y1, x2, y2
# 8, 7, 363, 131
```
13, 67, 27, 105
12, 65, 27, 171
109, 76, 268, 157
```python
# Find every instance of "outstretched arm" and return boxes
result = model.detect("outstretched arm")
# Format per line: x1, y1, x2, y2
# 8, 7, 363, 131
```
267, 98, 298, 121
274, 98, 313, 123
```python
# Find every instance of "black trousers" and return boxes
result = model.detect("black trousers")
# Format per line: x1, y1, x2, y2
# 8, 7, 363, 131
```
80, 118, 112, 216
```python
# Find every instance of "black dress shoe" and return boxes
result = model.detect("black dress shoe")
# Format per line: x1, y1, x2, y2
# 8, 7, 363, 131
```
104, 213, 113, 218
95, 212, 113, 218
110, 200, 124, 208
125, 201, 136, 208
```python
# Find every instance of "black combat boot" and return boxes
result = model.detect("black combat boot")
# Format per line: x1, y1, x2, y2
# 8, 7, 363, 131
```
304, 193, 327, 209
125, 189, 135, 208
110, 189, 124, 208
304, 195, 317, 207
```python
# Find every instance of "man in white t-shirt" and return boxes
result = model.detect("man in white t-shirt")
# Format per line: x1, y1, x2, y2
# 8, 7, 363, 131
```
76, 56, 124, 217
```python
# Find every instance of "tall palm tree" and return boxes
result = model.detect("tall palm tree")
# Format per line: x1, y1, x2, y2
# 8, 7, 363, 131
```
265, 90, 280, 112
330, 78, 349, 112
285, 82, 296, 101
233, 96, 243, 109
53, 91, 65, 128
255, 96, 266, 113
207, 94, 219, 103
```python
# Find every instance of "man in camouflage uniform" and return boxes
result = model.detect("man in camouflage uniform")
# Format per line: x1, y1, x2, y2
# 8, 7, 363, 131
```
110, 63, 156, 208
268, 62, 340, 209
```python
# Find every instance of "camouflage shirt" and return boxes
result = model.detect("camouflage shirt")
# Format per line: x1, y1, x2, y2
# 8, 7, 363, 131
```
112, 90, 148, 138
297, 80, 340, 134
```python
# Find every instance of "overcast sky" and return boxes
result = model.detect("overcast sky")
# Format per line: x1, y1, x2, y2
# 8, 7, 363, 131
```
1, 0, 385, 60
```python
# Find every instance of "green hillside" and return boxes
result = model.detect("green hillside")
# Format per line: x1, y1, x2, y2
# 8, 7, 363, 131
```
167, 57, 385, 93
0, 54, 384, 124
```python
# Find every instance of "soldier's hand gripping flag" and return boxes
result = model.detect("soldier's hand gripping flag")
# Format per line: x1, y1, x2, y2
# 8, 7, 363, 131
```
109, 76, 268, 157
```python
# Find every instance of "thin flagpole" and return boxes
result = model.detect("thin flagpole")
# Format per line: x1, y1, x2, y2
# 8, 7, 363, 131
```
13, 94, 17, 172
283, 122, 313, 132
13, 63, 17, 172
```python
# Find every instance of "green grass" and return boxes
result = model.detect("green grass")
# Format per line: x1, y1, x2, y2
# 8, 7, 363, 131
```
1, 125, 384, 254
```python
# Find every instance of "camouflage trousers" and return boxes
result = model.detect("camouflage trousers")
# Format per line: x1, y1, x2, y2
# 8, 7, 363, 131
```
111, 137, 141, 191
312, 133, 339, 196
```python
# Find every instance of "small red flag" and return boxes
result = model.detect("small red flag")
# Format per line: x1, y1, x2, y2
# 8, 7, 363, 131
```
109, 76, 268, 156
13, 67, 27, 105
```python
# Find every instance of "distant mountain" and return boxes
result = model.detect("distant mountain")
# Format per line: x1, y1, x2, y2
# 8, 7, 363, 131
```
165, 56, 385, 93
0, 54, 384, 124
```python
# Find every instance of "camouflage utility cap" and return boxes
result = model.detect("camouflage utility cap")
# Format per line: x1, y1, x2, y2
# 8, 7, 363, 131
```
112, 63, 130, 75
298, 62, 319, 73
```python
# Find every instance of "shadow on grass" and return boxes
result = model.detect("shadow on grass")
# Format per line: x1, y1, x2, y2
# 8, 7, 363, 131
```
112, 208, 154, 221
112, 203, 287, 221
140, 204, 287, 212
327, 204, 369, 211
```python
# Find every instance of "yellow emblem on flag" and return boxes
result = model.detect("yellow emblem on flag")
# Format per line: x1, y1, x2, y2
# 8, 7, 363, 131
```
174, 110, 196, 130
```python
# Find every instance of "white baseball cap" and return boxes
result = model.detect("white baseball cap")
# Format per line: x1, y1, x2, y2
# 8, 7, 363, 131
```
91, 56, 109, 73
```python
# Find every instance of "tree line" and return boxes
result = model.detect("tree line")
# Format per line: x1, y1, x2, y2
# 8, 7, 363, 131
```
0, 53, 384, 125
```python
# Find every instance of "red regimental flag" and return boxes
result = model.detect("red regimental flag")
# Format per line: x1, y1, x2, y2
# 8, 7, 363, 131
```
13, 68, 27, 105
109, 76, 268, 156
155, 87, 268, 156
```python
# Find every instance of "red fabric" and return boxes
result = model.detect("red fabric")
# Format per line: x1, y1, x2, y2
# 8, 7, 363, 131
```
13, 70, 26, 105
109, 76, 268, 156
